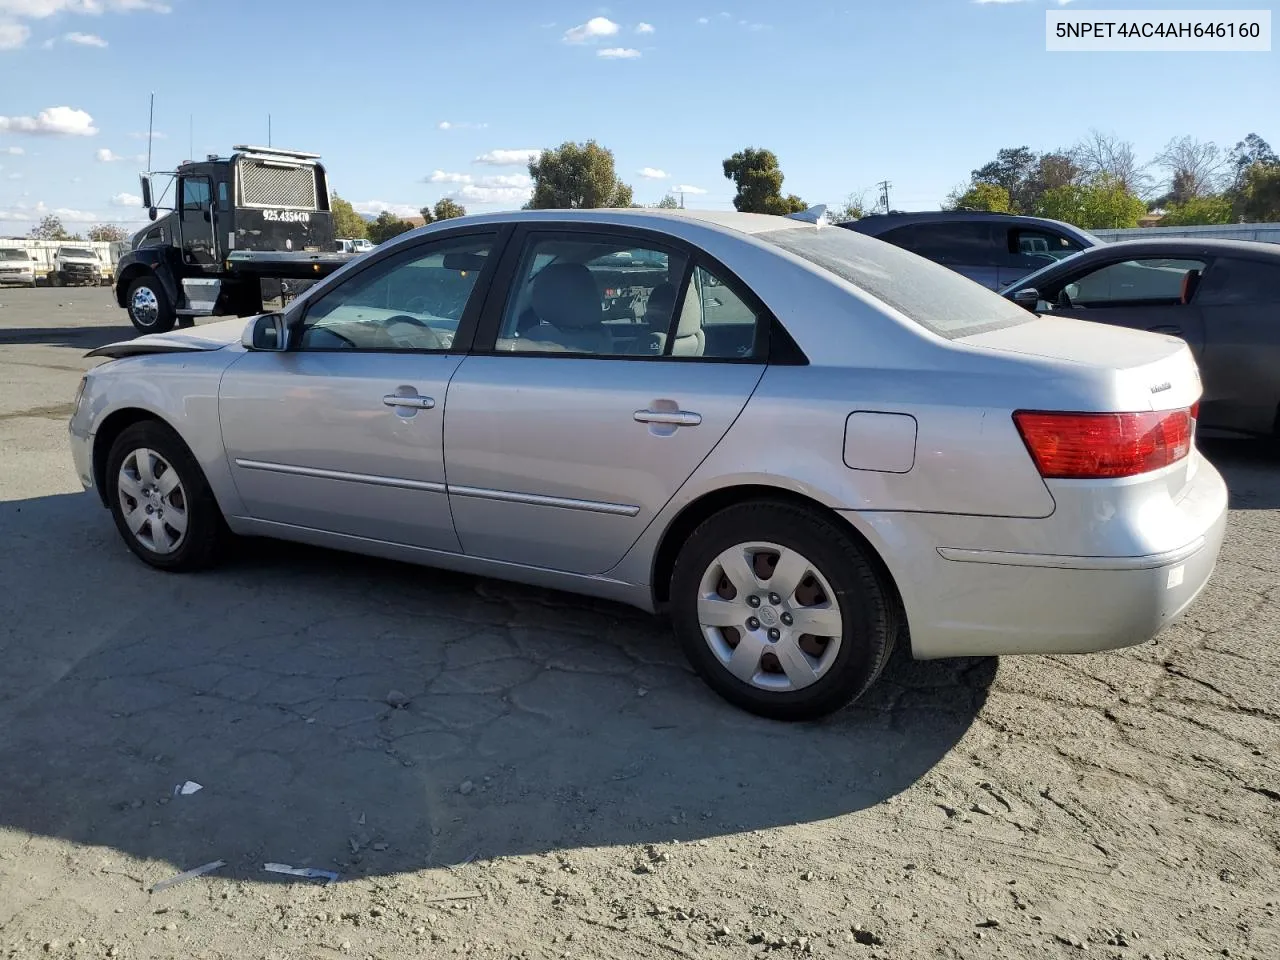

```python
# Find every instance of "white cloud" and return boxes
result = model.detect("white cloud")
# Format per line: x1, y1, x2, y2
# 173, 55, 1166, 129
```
111, 191, 140, 206
474, 148, 540, 166
597, 47, 640, 59
638, 167, 667, 179
0, 20, 30, 47
438, 120, 487, 131
1, 145, 23, 155
427, 170, 472, 184
0, 106, 96, 136
696, 16, 708, 24
635, 22, 654, 33
673, 184, 707, 195
0, 200, 100, 223
128, 129, 166, 140
8, 172, 21, 179
63, 30, 106, 44
0, 1, 170, 16
352, 200, 420, 219
448, 184, 533, 207
563, 15, 618, 43
480, 173, 531, 188
97, 147, 143, 163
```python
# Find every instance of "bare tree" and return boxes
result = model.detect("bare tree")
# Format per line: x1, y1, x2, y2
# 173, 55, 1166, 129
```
1071, 130, 1152, 197
1153, 136, 1227, 204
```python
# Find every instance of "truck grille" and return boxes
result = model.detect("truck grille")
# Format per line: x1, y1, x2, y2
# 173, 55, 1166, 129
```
238, 159, 318, 209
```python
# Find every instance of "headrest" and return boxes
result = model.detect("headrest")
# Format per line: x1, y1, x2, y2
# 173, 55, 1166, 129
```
675, 275, 702, 338
530, 263, 601, 330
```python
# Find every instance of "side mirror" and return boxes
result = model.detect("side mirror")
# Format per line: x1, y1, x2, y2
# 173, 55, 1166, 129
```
241, 313, 289, 351
139, 174, 152, 209
148, 207, 158, 222
1011, 287, 1041, 312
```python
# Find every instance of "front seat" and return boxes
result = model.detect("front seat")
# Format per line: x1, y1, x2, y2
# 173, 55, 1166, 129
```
649, 279, 706, 356
524, 263, 610, 354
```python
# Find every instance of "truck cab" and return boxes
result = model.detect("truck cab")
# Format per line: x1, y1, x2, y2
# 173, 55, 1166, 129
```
115, 145, 355, 333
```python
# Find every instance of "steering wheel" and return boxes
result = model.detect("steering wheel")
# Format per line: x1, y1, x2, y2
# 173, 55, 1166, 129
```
381, 314, 444, 349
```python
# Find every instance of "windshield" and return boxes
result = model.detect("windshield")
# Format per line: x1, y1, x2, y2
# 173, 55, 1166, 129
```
759, 225, 1033, 338
1003, 248, 1091, 292
0, 249, 28, 260
59, 248, 96, 259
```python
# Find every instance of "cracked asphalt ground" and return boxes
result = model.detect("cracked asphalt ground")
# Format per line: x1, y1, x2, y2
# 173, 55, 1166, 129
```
1, 287, 1277, 960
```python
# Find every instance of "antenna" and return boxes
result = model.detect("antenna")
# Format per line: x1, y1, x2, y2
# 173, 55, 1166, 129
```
188, 114, 193, 163
146, 91, 154, 172
268, 114, 272, 147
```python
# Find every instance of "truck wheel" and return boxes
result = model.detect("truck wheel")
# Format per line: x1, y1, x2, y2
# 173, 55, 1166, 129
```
126, 276, 176, 334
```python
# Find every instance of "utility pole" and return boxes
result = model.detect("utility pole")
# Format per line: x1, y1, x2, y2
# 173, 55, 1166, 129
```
145, 92, 154, 172
188, 114, 193, 163
877, 180, 892, 213
679, 191, 685, 209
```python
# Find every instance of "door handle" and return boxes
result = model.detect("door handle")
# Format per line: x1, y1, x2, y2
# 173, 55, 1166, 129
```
634, 408, 701, 427
383, 395, 435, 410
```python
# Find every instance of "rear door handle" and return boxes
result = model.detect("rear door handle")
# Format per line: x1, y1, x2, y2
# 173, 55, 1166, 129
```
383, 395, 435, 410
634, 408, 701, 427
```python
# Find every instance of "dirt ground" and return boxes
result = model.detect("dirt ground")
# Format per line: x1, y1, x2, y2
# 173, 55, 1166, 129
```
1, 287, 1277, 960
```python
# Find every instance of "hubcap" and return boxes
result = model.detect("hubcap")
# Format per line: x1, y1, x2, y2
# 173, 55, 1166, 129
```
130, 286, 159, 327
117, 448, 188, 555
696, 541, 844, 693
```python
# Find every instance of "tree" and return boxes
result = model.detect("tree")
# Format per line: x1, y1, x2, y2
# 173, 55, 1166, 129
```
945, 182, 1012, 213
655, 193, 679, 209
1234, 162, 1280, 222
29, 215, 73, 240
330, 193, 368, 239
1228, 133, 1278, 186
1153, 136, 1226, 205
526, 141, 633, 209
971, 146, 1038, 211
418, 206, 436, 225
721, 147, 806, 215
1071, 130, 1151, 197
1033, 175, 1147, 229
828, 191, 868, 223
366, 211, 415, 244
87, 223, 128, 242
1159, 195, 1234, 226
433, 198, 467, 220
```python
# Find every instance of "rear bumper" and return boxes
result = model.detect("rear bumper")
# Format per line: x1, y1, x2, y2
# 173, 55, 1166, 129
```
846, 456, 1228, 659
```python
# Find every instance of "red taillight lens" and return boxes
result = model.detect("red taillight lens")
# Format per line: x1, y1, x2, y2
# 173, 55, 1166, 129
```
1013, 408, 1193, 479
1190, 401, 1200, 422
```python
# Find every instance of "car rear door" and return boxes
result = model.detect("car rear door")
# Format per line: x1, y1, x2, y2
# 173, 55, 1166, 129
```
218, 227, 504, 550
442, 225, 767, 576
1193, 255, 1280, 435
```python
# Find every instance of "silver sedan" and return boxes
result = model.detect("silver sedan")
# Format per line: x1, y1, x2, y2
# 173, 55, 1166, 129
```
68, 209, 1228, 720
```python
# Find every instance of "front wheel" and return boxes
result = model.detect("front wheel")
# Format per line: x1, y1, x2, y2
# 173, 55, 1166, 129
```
670, 501, 898, 721
105, 421, 227, 571
126, 275, 176, 334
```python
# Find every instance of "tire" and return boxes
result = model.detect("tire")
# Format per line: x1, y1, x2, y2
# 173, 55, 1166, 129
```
670, 500, 898, 721
105, 421, 226, 572
125, 275, 176, 334
50, 272, 61, 287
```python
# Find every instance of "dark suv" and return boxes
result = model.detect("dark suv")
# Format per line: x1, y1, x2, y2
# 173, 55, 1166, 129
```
840, 211, 1102, 290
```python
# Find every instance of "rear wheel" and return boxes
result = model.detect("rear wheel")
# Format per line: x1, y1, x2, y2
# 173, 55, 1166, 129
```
105, 421, 226, 571
670, 501, 897, 721
126, 275, 176, 334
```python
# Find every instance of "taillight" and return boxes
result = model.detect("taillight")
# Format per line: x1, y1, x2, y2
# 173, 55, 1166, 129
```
1013, 408, 1193, 479
1190, 401, 1200, 422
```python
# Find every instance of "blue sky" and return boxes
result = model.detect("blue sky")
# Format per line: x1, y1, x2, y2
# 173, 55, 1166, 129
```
0, 0, 1275, 234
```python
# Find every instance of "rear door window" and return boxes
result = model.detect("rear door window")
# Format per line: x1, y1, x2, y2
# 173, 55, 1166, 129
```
1196, 257, 1280, 305
879, 221, 1000, 266
1062, 258, 1207, 307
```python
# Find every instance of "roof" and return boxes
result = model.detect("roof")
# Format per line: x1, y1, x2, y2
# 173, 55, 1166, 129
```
397, 207, 810, 242
845, 209, 1093, 236
1078, 237, 1280, 258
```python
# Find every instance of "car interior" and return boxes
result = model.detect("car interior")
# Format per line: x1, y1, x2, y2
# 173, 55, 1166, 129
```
1043, 258, 1208, 310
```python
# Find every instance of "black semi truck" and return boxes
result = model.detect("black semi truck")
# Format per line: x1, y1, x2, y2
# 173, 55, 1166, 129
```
114, 145, 359, 334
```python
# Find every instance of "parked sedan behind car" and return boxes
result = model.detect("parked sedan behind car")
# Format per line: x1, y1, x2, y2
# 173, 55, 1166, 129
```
1003, 238, 1280, 439
839, 210, 1102, 289
69, 209, 1225, 720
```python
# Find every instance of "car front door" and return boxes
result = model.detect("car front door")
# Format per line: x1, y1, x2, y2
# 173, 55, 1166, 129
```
177, 176, 216, 266
218, 228, 503, 550
1038, 255, 1209, 363
442, 227, 767, 575
1193, 256, 1280, 435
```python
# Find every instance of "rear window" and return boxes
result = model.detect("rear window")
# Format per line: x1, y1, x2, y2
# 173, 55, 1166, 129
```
759, 225, 1034, 338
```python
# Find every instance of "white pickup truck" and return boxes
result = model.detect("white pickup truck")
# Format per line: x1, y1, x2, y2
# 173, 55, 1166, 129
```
0, 248, 37, 287
52, 246, 106, 286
